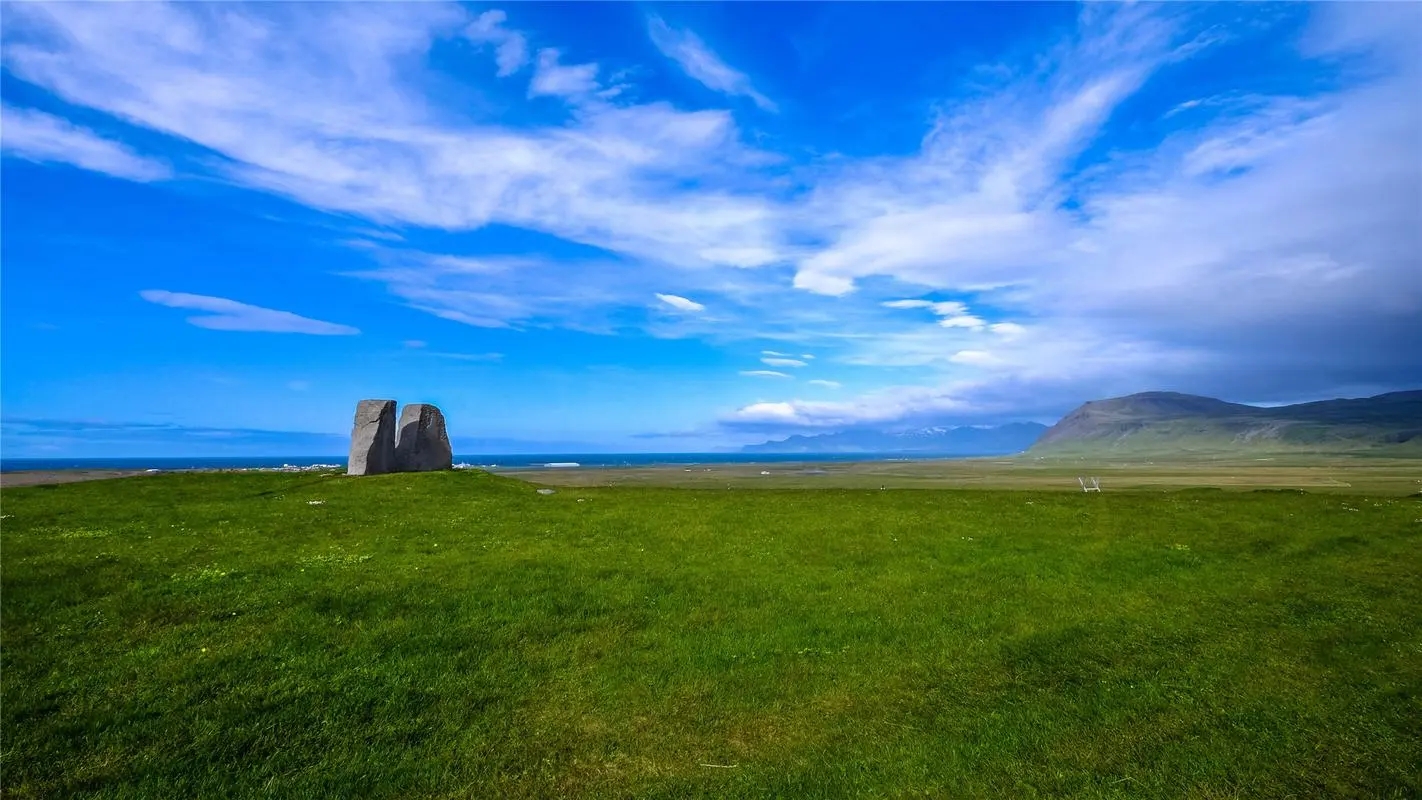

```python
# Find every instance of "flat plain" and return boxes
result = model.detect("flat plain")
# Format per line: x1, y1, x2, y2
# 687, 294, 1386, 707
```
2, 466, 1419, 798
511, 454, 1422, 495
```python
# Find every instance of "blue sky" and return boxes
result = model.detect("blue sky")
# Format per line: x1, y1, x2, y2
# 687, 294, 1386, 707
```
2, 2, 1419, 456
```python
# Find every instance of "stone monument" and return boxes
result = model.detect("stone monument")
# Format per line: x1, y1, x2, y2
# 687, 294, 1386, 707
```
395, 403, 453, 472
347, 399, 397, 476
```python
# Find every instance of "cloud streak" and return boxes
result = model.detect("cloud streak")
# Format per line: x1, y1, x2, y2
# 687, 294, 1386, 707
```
655, 293, 706, 313
1, 3, 785, 273
140, 291, 359, 335
1, 104, 170, 181
647, 16, 777, 112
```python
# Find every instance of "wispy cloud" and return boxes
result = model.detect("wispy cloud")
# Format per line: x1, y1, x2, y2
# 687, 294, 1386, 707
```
655, 293, 706, 313
740, 370, 791, 379
883, 299, 968, 315
140, 291, 359, 335
464, 9, 528, 77
939, 315, 986, 330
807, 379, 841, 389
761, 357, 807, 368
528, 48, 600, 100
1, 3, 784, 274
647, 16, 777, 112
1, 104, 169, 181
882, 299, 987, 330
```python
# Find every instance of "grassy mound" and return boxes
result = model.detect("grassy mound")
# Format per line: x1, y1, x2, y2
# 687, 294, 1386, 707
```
2, 471, 1419, 797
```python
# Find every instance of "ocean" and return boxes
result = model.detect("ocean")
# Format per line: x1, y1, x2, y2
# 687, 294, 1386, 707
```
0, 452, 960, 473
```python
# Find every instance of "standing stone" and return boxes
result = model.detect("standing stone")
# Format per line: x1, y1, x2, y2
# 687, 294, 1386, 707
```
395, 403, 453, 472
348, 399, 397, 476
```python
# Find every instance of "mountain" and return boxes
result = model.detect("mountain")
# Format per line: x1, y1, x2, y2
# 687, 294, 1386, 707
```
1030, 390, 1422, 456
741, 422, 1048, 455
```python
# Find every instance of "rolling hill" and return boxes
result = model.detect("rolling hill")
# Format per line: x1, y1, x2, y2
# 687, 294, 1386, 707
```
1030, 390, 1422, 456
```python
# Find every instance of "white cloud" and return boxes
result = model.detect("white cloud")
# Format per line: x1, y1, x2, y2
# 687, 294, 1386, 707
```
740, 370, 790, 379
1, 104, 169, 181
464, 9, 528, 77
882, 299, 988, 330
939, 314, 986, 330
949, 350, 997, 365
349, 246, 781, 335
725, 381, 1018, 430
762, 350, 788, 356
883, 299, 970, 317
647, 16, 776, 112
528, 48, 600, 100
656, 293, 706, 312
140, 290, 359, 335
807, 379, 841, 389
731, 401, 800, 422
761, 357, 807, 368
0, 3, 785, 275
800, 354, 814, 359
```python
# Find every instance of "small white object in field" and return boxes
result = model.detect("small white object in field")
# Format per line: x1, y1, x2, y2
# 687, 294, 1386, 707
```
760, 470, 771, 475
577, 499, 585, 502
537, 488, 556, 495
307, 500, 325, 505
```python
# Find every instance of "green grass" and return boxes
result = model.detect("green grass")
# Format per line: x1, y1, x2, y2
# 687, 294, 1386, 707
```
3, 471, 1419, 798
519, 454, 1422, 495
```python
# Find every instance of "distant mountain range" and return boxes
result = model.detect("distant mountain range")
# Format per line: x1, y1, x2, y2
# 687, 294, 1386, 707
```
1029, 390, 1422, 456
740, 390, 1422, 457
740, 422, 1048, 455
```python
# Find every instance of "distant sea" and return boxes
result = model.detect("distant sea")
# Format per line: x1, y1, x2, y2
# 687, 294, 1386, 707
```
0, 452, 967, 473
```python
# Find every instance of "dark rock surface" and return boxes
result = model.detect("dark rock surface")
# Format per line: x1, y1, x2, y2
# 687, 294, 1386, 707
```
394, 403, 453, 472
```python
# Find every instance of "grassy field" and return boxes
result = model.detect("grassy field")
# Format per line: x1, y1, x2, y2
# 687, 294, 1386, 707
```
2, 470, 1419, 798
513, 455, 1422, 495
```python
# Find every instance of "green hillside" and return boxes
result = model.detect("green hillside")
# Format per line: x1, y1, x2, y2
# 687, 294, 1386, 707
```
1030, 390, 1422, 457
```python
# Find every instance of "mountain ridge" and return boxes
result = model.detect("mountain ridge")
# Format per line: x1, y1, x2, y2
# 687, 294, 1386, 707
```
1030, 390, 1422, 455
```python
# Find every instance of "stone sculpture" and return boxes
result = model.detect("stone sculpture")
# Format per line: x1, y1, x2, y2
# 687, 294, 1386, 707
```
347, 399, 397, 476
395, 403, 453, 472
